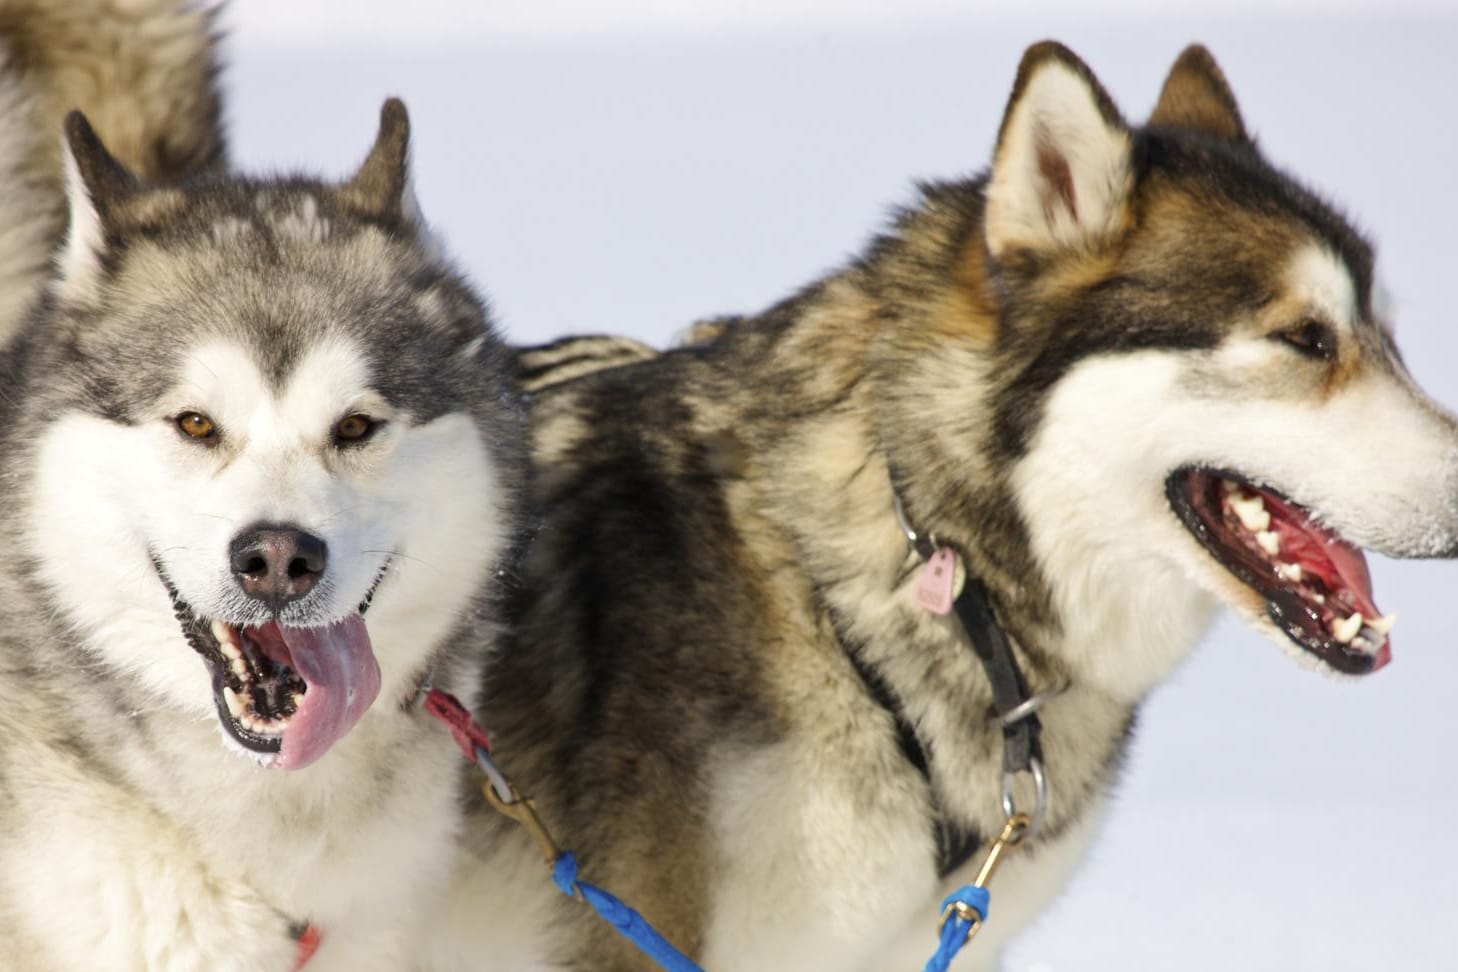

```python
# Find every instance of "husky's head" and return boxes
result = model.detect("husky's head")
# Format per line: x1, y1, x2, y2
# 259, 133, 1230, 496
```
15, 101, 517, 768
957, 44, 1458, 687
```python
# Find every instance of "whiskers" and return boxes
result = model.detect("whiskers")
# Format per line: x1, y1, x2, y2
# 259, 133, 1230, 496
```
361, 548, 433, 572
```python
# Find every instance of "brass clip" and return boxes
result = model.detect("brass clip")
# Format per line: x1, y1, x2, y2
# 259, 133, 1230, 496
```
936, 899, 984, 945
481, 778, 563, 865
973, 812, 1031, 889
934, 813, 1031, 945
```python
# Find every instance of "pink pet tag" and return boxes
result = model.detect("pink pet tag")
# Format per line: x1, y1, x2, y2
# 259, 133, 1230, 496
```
915, 547, 959, 615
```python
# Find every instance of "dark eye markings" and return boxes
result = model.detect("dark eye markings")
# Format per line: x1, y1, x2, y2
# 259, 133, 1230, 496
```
1273, 319, 1337, 362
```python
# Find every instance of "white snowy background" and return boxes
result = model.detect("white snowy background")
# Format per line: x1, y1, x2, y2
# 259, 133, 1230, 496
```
222, 2, 1457, 968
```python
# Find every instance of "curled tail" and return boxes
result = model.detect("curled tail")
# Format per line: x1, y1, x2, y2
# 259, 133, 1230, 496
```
516, 334, 660, 395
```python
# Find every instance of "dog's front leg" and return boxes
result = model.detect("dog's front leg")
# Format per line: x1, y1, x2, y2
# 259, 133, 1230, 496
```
3, 764, 299, 971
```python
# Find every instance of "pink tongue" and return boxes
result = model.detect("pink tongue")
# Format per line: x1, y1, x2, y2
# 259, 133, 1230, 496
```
275, 615, 381, 770
1316, 539, 1379, 619
1262, 491, 1381, 618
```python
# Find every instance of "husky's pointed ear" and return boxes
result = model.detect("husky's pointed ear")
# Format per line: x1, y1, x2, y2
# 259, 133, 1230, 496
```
58, 111, 137, 302
985, 43, 1133, 259
1149, 45, 1247, 142
339, 98, 415, 225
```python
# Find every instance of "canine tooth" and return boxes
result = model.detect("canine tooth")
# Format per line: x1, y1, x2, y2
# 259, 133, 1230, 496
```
231, 658, 248, 679
220, 640, 242, 660
292, 692, 306, 709
1231, 495, 1270, 532
210, 619, 230, 643
1256, 531, 1281, 556
1275, 562, 1303, 583
1332, 612, 1363, 644
1313, 593, 1325, 605
223, 686, 244, 718
1365, 613, 1397, 636
1352, 636, 1375, 652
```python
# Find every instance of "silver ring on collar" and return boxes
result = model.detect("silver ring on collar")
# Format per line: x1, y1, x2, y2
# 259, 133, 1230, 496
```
892, 493, 921, 549
997, 679, 1071, 728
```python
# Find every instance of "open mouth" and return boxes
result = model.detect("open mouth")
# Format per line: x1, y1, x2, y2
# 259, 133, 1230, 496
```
161, 565, 388, 769
1167, 468, 1394, 675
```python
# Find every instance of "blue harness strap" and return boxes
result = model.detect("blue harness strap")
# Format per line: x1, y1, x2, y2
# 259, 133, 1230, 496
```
922, 885, 990, 972
553, 853, 707, 972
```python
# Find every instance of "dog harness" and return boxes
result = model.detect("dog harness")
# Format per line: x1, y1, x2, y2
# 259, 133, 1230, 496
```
840, 492, 1051, 877
880, 489, 1058, 970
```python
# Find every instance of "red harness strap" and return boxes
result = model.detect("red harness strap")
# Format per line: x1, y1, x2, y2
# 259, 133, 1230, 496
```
292, 923, 322, 970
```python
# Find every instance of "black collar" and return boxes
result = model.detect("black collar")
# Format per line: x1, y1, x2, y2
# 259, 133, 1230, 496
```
839, 490, 1048, 877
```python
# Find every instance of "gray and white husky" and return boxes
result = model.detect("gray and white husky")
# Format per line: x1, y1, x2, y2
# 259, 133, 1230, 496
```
0, 5, 522, 968
438, 42, 1458, 970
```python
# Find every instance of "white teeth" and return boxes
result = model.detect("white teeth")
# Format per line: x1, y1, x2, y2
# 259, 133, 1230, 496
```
1231, 494, 1271, 532
1256, 531, 1281, 556
1365, 613, 1397, 636
212, 619, 242, 661
231, 658, 248, 679
1313, 593, 1325, 605
223, 686, 244, 718
1332, 612, 1363, 644
1221, 480, 1239, 494
1351, 635, 1376, 653
292, 692, 306, 710
1275, 562, 1304, 583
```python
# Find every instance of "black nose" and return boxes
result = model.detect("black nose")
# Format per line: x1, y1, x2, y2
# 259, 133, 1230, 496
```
229, 524, 328, 608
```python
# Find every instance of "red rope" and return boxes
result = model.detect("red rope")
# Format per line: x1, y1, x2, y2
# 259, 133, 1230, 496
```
292, 924, 322, 970
423, 688, 494, 761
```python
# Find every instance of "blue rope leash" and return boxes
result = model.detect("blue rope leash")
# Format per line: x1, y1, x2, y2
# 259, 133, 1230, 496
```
428, 687, 1011, 972
553, 852, 706, 972
922, 885, 990, 972
423, 689, 706, 972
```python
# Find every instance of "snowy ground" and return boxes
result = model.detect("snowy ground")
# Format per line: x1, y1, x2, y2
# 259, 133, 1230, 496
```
222, 3, 1458, 968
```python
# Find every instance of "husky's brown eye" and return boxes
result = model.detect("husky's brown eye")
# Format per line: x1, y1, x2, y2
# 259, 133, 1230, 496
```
1276, 320, 1337, 361
175, 412, 216, 441
334, 414, 380, 445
